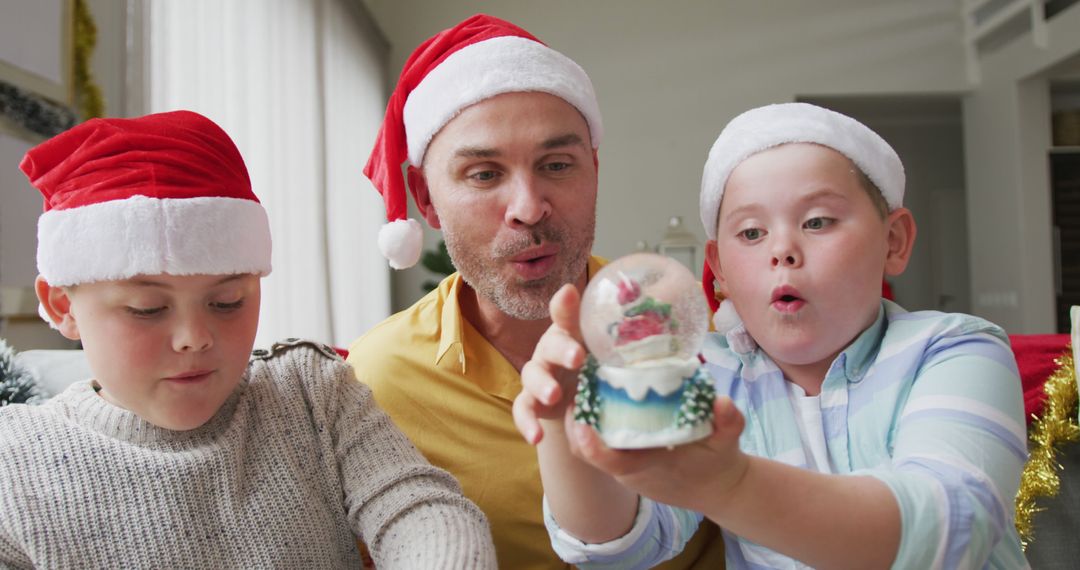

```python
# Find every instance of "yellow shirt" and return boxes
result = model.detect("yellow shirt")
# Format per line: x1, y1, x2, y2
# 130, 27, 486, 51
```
348, 258, 723, 569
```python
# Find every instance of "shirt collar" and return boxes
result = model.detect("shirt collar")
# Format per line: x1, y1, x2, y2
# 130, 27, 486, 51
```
835, 302, 887, 383
434, 256, 605, 374
435, 273, 467, 372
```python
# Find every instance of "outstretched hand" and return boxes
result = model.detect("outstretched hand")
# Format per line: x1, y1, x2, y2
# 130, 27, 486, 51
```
564, 395, 750, 513
513, 283, 587, 445
513, 283, 751, 516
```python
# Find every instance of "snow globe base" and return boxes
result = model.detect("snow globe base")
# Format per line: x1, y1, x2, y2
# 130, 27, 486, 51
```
576, 356, 716, 450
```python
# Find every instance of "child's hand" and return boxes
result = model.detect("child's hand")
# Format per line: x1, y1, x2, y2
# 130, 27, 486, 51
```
513, 284, 587, 445
565, 396, 750, 513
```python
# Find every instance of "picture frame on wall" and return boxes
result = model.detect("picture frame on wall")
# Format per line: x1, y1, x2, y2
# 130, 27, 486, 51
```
0, 0, 82, 350
0, 0, 76, 142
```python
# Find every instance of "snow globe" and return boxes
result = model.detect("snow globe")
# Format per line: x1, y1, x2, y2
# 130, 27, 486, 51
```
574, 252, 716, 449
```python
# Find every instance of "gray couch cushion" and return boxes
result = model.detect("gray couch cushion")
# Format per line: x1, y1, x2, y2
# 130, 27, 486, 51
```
1023, 441, 1080, 568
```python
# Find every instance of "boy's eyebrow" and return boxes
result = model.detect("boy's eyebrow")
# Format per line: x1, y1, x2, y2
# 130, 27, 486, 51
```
721, 188, 850, 224
795, 188, 849, 205
127, 278, 170, 289
720, 203, 763, 224
214, 274, 248, 285
127, 275, 247, 288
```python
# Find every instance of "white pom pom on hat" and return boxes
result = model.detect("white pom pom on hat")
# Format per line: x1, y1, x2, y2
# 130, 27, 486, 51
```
712, 299, 757, 355
712, 299, 742, 334
378, 219, 425, 270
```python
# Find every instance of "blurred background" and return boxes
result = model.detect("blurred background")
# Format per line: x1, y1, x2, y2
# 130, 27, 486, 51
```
2, 0, 1079, 350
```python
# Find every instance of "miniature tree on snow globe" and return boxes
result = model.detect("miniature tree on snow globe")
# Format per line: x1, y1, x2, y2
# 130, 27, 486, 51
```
574, 252, 716, 449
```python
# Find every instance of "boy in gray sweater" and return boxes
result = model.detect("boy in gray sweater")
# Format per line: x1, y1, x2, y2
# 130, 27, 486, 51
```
0, 110, 495, 569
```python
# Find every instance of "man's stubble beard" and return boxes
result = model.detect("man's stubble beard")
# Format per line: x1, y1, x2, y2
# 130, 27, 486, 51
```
443, 217, 596, 320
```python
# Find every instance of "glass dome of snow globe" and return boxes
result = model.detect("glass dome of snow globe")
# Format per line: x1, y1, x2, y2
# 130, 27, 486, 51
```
580, 253, 709, 367
574, 253, 715, 449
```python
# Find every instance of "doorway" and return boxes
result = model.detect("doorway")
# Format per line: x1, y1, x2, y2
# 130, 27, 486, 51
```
798, 95, 970, 313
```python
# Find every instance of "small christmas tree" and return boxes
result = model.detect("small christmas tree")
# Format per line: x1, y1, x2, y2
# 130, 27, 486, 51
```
574, 354, 601, 427
0, 339, 43, 406
676, 368, 716, 428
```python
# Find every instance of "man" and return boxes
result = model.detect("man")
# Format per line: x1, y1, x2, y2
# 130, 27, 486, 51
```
351, 14, 723, 568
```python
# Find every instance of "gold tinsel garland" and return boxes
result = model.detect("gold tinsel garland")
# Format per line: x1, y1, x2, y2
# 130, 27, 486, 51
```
1014, 348, 1079, 549
72, 0, 104, 119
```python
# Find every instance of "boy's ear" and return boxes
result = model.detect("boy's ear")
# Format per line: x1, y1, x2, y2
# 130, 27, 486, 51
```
883, 208, 917, 277
35, 276, 81, 340
407, 165, 441, 230
704, 240, 730, 296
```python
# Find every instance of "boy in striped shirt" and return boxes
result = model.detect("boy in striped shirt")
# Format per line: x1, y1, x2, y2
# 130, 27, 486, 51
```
514, 103, 1027, 568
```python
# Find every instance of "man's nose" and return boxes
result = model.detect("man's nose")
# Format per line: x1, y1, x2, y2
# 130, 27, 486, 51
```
504, 175, 552, 228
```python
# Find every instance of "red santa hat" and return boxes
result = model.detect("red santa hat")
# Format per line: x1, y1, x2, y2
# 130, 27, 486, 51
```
21, 109, 272, 290
364, 13, 603, 269
698, 102, 904, 336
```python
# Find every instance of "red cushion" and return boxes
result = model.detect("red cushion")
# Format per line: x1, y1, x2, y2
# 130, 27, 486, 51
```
1009, 334, 1071, 423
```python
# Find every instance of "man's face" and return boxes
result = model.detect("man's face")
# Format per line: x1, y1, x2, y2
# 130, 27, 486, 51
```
417, 91, 598, 320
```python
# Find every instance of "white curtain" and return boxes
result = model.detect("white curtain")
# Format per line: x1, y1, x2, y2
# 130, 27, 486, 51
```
146, 0, 391, 348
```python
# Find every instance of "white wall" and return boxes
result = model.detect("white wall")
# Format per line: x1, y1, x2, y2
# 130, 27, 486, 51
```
8, 1, 1071, 339
963, 5, 1080, 333
361, 0, 972, 310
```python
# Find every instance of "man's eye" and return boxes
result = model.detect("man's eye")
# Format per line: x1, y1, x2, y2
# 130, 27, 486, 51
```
469, 170, 498, 182
126, 306, 165, 317
739, 228, 762, 241
544, 162, 569, 172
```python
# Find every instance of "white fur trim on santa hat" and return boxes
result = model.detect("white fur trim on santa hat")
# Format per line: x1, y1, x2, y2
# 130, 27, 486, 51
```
378, 218, 424, 270
403, 36, 603, 166
699, 102, 905, 239
37, 195, 272, 287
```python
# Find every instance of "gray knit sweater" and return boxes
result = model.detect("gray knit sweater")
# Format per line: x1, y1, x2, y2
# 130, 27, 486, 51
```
0, 339, 495, 569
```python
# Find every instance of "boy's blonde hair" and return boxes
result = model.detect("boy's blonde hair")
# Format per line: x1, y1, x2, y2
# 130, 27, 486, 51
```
853, 162, 889, 219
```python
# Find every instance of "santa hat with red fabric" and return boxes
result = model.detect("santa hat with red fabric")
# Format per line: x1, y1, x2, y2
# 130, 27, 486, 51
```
364, 13, 603, 269
698, 102, 905, 340
21, 110, 272, 303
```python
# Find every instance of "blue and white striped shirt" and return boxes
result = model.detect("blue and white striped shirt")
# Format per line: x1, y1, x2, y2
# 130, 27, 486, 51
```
547, 301, 1028, 569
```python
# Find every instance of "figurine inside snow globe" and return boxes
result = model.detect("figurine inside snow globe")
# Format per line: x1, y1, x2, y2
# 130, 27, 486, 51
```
574, 252, 716, 449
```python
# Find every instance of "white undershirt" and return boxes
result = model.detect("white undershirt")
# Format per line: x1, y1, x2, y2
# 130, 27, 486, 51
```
785, 381, 837, 474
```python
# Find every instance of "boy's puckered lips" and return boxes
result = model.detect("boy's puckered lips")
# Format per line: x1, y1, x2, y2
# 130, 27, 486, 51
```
771, 285, 805, 313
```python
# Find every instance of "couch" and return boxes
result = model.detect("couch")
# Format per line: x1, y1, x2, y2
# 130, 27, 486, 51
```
8, 334, 1079, 565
